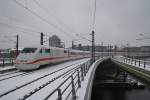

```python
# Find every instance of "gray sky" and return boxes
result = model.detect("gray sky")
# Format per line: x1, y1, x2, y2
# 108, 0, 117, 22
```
0, 0, 150, 49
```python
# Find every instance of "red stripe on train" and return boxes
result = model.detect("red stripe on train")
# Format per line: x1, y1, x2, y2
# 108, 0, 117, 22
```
26, 56, 65, 64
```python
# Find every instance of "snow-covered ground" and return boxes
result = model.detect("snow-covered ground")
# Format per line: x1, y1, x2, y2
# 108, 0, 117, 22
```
0, 58, 90, 100
0, 66, 15, 72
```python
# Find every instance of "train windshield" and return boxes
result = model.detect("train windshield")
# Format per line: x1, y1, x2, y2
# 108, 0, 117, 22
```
22, 48, 37, 53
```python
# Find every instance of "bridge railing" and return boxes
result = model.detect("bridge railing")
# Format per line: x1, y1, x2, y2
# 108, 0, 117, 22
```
0, 58, 14, 67
114, 56, 150, 70
43, 60, 91, 100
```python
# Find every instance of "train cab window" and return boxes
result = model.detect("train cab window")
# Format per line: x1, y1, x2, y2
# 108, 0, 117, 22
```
64, 50, 67, 53
22, 48, 37, 53
39, 49, 42, 53
46, 49, 50, 53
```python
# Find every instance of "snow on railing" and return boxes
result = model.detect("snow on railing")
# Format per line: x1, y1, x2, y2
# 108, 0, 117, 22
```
43, 60, 91, 100
114, 56, 150, 71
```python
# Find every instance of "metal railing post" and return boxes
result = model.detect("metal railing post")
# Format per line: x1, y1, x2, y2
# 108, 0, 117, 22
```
86, 62, 89, 73
2, 59, 4, 67
139, 60, 140, 67
85, 62, 88, 73
57, 89, 62, 100
81, 66, 84, 81
129, 58, 131, 64
77, 70, 81, 88
144, 61, 145, 69
12, 59, 14, 65
83, 63, 86, 73
88, 60, 91, 70
9, 58, 11, 64
71, 76, 76, 100
84, 64, 86, 76
135, 59, 136, 65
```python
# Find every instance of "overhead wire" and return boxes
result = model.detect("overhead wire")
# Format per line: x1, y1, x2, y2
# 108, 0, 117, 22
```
0, 35, 16, 43
76, 34, 92, 42
13, 0, 74, 39
32, 0, 78, 37
0, 15, 40, 33
14, 0, 93, 45
0, 21, 41, 45
0, 0, 95, 47
0, 16, 44, 43
0, 21, 40, 36
0, 15, 54, 38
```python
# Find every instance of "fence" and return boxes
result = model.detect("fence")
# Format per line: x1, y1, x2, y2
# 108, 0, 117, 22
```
43, 60, 91, 100
0, 58, 14, 67
115, 56, 150, 70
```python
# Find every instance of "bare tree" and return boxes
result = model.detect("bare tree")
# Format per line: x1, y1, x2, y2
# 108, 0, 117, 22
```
49, 35, 63, 47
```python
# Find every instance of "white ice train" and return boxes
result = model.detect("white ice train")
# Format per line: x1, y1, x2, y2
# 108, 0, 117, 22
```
14, 46, 89, 70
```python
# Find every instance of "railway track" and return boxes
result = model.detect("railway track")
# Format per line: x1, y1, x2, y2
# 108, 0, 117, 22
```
19, 64, 81, 100
0, 70, 20, 78
0, 70, 36, 82
0, 72, 27, 82
0, 59, 86, 82
0, 59, 89, 99
0, 64, 72, 82
0, 67, 17, 74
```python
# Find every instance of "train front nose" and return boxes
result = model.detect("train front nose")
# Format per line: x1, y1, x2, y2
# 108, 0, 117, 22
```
14, 53, 39, 70
14, 60, 39, 70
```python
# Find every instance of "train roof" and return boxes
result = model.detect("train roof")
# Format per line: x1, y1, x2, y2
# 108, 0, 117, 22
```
22, 45, 90, 53
22, 45, 67, 50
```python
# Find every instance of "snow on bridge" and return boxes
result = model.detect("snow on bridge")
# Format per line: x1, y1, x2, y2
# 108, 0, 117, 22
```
0, 58, 97, 100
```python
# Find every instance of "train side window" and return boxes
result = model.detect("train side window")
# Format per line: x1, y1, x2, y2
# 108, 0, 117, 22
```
39, 49, 42, 53
46, 49, 50, 53
64, 50, 67, 53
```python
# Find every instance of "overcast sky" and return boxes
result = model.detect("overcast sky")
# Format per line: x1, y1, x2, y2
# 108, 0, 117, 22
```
0, 0, 150, 49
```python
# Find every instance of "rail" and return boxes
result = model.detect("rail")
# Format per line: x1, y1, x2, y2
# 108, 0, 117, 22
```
114, 56, 150, 70
43, 60, 91, 100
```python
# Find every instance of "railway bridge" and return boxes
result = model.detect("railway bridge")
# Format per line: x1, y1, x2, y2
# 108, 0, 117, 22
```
0, 57, 150, 100
84, 56, 150, 100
